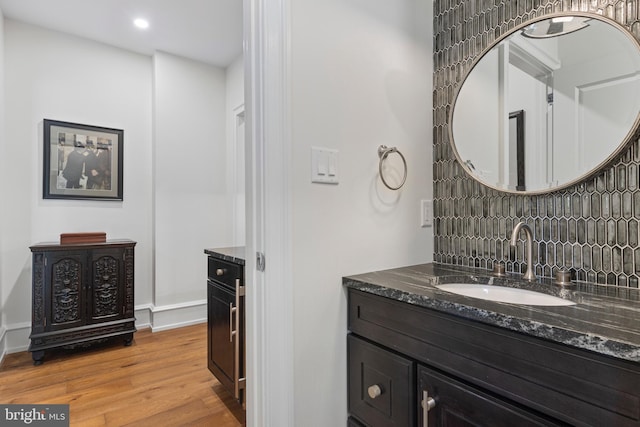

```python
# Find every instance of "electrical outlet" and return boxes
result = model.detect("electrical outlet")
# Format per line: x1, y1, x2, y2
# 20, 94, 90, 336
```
421, 199, 433, 227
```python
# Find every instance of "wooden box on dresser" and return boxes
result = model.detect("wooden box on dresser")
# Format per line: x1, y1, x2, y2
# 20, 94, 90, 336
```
344, 264, 640, 427
29, 240, 136, 365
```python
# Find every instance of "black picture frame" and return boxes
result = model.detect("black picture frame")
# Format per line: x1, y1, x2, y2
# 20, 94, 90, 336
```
43, 119, 123, 200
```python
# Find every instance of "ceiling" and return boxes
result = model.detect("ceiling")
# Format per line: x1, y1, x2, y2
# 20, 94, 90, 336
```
0, 0, 243, 68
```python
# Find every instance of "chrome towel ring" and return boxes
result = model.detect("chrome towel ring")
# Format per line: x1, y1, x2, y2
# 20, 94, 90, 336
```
378, 145, 407, 190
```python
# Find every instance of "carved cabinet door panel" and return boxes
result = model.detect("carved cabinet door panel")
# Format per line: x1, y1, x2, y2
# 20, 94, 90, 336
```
44, 251, 87, 331
88, 248, 125, 322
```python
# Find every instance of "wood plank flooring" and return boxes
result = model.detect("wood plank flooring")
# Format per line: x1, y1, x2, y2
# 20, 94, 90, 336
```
0, 323, 245, 427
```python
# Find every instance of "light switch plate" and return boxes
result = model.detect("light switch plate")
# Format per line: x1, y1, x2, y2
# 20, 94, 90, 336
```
311, 146, 339, 184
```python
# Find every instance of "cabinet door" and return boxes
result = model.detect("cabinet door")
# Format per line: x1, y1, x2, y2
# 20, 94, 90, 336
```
88, 248, 125, 322
45, 251, 87, 331
348, 335, 415, 427
418, 366, 558, 427
208, 280, 236, 392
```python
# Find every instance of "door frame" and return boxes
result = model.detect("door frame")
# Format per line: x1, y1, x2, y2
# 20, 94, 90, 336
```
243, 0, 294, 425
232, 104, 246, 246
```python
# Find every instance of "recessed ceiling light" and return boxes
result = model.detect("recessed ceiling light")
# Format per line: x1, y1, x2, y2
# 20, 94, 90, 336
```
134, 18, 149, 29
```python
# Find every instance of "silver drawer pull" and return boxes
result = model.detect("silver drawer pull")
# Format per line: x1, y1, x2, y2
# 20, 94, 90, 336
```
234, 278, 243, 400
216, 268, 226, 276
229, 303, 237, 342
367, 384, 383, 399
421, 390, 437, 427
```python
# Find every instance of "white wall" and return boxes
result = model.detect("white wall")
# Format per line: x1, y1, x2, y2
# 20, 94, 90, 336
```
0, 20, 244, 352
1, 20, 154, 350
289, 0, 433, 425
226, 56, 245, 129
153, 52, 230, 321
508, 63, 547, 189
553, 23, 640, 184
226, 56, 245, 247
453, 48, 501, 185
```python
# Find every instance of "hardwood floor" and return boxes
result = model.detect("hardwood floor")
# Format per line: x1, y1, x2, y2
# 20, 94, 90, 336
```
0, 323, 245, 426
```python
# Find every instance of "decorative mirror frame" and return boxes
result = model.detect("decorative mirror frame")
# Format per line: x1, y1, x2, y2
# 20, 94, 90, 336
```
448, 12, 640, 195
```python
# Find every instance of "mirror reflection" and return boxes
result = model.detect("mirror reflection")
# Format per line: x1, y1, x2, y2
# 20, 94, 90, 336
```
451, 15, 640, 194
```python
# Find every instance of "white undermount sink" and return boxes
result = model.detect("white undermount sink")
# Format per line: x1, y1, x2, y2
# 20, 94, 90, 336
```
435, 283, 576, 306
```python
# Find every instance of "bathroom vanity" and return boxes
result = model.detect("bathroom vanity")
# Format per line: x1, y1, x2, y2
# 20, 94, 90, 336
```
344, 263, 640, 426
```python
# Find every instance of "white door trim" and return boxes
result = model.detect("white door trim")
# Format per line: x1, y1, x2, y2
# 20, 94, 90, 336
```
232, 104, 246, 246
244, 0, 294, 426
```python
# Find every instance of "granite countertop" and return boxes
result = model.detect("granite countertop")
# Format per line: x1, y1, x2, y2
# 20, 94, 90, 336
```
343, 263, 640, 363
204, 246, 246, 265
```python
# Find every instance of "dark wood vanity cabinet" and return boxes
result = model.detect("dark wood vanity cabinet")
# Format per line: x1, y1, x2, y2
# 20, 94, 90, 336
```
29, 240, 136, 365
207, 254, 245, 406
347, 288, 640, 427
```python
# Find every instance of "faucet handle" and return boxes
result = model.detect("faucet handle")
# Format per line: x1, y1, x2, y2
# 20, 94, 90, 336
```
554, 269, 572, 286
492, 262, 506, 276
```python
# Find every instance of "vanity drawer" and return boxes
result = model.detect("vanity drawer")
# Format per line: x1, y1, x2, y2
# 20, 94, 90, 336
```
207, 257, 243, 288
348, 334, 415, 427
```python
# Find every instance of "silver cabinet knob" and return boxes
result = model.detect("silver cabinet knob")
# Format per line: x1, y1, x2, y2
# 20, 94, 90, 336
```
422, 397, 436, 410
367, 384, 383, 399
216, 268, 226, 276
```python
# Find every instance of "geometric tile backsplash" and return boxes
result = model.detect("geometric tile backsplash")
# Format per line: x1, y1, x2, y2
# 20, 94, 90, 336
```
432, 0, 640, 287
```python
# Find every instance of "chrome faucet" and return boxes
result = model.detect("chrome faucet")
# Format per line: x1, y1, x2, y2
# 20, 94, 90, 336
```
510, 221, 536, 281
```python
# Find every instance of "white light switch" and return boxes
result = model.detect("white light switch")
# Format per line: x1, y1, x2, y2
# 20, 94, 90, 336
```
317, 161, 327, 176
328, 153, 337, 177
311, 147, 339, 184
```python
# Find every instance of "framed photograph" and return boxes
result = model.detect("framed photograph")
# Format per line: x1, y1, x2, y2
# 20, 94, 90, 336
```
43, 119, 123, 200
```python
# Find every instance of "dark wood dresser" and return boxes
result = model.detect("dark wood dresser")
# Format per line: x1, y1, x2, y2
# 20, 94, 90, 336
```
204, 247, 245, 407
29, 239, 136, 365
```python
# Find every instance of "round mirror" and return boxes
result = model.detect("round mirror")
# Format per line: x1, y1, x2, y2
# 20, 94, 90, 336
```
450, 14, 640, 194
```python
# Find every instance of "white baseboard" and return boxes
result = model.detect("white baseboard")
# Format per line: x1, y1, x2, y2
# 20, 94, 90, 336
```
135, 304, 153, 329
2, 322, 31, 357
0, 325, 6, 365
149, 299, 207, 332
0, 300, 207, 358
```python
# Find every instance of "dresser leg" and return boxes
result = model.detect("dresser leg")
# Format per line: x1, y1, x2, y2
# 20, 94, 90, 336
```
31, 350, 45, 365
124, 333, 133, 346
